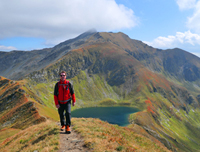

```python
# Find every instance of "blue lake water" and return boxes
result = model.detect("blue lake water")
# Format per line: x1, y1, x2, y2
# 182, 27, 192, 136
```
71, 106, 139, 126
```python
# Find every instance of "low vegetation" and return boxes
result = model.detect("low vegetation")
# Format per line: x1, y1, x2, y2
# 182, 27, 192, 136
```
1, 117, 171, 152
0, 120, 60, 152
0, 128, 20, 144
72, 117, 171, 152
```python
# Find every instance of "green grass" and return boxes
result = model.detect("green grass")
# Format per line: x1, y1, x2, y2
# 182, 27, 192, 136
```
24, 81, 56, 109
71, 71, 120, 102
158, 106, 200, 152
98, 98, 117, 105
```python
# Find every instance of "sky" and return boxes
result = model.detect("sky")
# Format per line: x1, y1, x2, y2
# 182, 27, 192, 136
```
0, 0, 200, 57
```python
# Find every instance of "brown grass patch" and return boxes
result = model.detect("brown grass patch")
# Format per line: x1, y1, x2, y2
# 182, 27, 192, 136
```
72, 118, 171, 152
0, 120, 59, 152
0, 128, 21, 143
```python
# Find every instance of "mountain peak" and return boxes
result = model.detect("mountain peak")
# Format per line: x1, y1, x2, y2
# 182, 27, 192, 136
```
84, 28, 97, 33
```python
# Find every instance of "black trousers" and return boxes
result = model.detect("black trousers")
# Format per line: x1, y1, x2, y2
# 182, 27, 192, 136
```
58, 101, 71, 127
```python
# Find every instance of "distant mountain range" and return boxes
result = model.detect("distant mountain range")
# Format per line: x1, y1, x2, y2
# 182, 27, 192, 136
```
1, 30, 200, 151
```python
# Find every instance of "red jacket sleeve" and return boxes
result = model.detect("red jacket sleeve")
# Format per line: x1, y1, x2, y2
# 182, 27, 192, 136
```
72, 94, 76, 103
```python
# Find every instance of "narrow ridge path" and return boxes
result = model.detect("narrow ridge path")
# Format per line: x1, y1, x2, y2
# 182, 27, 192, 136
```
57, 125, 91, 152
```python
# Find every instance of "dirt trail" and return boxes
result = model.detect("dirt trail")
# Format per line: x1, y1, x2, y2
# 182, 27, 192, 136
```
57, 125, 91, 152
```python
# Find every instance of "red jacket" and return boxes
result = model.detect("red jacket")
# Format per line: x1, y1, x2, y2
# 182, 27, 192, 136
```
54, 80, 76, 105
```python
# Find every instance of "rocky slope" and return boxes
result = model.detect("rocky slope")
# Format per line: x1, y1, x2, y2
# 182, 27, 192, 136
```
0, 76, 46, 131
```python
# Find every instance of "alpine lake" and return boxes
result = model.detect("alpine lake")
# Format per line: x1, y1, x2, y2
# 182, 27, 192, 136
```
71, 106, 139, 126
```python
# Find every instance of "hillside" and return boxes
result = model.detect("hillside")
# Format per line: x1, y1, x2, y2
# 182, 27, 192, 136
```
0, 76, 59, 143
1, 31, 200, 151
0, 120, 60, 152
0, 76, 45, 129
0, 30, 96, 80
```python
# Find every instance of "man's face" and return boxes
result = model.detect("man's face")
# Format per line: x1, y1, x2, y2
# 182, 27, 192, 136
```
60, 72, 66, 81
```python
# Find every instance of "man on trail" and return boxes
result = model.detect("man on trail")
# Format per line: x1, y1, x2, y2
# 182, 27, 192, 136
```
54, 70, 76, 134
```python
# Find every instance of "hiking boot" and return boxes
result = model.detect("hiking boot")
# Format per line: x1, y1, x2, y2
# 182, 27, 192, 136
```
65, 125, 71, 134
60, 125, 65, 131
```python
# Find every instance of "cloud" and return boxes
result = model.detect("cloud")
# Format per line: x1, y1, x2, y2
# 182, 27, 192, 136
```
176, 0, 197, 10
192, 52, 200, 57
0, 0, 138, 45
187, 1, 200, 33
0, 45, 17, 51
176, 0, 200, 34
175, 0, 200, 49
144, 30, 200, 49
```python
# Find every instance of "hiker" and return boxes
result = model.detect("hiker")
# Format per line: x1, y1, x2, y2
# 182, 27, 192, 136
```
54, 70, 76, 134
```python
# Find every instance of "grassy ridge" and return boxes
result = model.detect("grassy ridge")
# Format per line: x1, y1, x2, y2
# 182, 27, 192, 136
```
72, 117, 170, 152
0, 78, 46, 130
0, 128, 21, 144
0, 118, 171, 152
159, 107, 200, 152
22, 81, 59, 121
126, 68, 200, 151
0, 120, 60, 152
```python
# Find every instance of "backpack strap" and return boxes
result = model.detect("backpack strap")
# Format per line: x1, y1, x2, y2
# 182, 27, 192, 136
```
57, 81, 60, 95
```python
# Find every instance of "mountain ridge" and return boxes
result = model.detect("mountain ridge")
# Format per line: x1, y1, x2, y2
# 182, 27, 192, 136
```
1, 31, 200, 83
0, 30, 97, 80
0, 76, 46, 130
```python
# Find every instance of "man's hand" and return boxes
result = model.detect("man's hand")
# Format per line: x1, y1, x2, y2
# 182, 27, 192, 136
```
72, 102, 75, 106
56, 104, 60, 109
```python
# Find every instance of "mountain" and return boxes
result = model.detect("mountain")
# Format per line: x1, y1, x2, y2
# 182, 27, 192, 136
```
1, 31, 200, 151
0, 29, 97, 80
